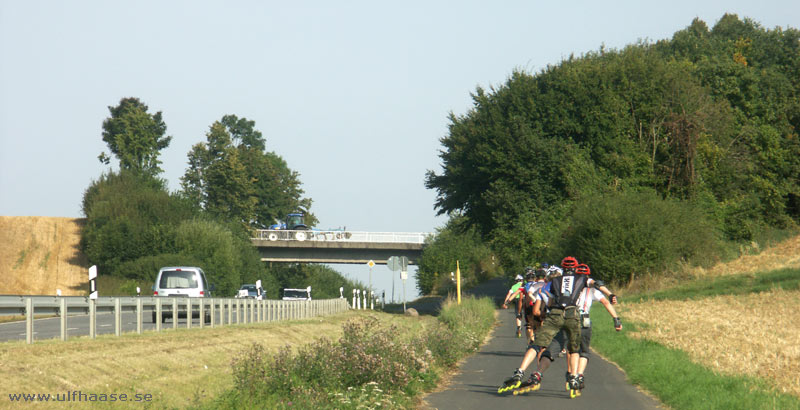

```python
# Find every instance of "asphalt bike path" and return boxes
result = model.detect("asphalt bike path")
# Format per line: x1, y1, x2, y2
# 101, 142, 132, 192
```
423, 279, 662, 410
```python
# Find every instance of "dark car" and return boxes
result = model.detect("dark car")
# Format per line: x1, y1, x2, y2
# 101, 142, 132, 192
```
236, 284, 260, 299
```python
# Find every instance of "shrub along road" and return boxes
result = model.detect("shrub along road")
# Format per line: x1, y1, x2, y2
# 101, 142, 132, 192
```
422, 278, 661, 410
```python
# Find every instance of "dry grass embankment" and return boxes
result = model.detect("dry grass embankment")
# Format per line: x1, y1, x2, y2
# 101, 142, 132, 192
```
692, 235, 800, 277
0, 310, 433, 408
0, 216, 87, 296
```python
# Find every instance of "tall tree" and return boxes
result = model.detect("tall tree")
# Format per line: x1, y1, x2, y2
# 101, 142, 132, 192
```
181, 115, 316, 228
99, 97, 171, 176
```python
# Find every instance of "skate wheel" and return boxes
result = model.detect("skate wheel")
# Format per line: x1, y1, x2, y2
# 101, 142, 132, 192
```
565, 382, 570, 391
570, 389, 579, 399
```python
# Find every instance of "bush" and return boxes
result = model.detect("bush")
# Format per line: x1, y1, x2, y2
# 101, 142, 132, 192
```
557, 190, 720, 283
227, 297, 496, 408
230, 316, 435, 407
417, 217, 501, 295
113, 253, 204, 281
80, 170, 194, 274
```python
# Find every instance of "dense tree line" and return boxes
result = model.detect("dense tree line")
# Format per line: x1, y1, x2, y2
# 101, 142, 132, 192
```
422, 14, 800, 285
81, 98, 358, 297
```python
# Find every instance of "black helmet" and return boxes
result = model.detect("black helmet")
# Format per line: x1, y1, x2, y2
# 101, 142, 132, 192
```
534, 267, 547, 278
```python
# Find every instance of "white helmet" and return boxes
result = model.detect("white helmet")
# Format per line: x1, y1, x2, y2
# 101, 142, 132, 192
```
547, 266, 563, 278
514, 274, 523, 281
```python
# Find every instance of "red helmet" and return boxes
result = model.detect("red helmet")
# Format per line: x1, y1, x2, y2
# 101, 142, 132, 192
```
576, 263, 590, 275
561, 256, 578, 269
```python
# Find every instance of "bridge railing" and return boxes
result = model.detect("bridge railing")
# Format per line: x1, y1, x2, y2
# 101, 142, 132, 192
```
253, 230, 434, 244
0, 295, 349, 344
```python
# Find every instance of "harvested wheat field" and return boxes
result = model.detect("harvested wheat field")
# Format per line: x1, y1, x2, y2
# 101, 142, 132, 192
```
0, 216, 87, 295
622, 288, 800, 397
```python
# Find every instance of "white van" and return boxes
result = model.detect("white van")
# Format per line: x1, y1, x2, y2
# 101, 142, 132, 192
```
152, 267, 212, 323
282, 286, 311, 301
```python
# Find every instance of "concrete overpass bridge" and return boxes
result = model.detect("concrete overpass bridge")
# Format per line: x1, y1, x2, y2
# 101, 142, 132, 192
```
251, 230, 432, 265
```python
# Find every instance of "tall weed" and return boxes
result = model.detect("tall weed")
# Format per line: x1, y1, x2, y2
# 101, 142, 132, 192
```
226, 297, 495, 408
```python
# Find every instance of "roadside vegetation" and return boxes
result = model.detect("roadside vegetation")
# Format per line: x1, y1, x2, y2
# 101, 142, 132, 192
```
80, 99, 362, 299
211, 296, 496, 409
419, 14, 800, 288
0, 310, 436, 409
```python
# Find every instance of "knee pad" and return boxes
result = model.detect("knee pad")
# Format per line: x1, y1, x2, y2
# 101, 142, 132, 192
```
526, 342, 542, 353
541, 348, 554, 362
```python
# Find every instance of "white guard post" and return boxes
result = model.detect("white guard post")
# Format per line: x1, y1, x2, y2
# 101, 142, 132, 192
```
88, 265, 98, 300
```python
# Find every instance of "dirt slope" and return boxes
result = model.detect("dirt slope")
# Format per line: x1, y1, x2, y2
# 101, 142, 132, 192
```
0, 216, 88, 295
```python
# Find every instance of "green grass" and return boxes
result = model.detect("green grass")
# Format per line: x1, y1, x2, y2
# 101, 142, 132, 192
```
626, 267, 800, 303
13, 248, 27, 269
591, 309, 800, 410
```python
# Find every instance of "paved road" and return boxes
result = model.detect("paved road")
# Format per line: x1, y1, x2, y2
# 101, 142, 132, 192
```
0, 311, 214, 342
422, 279, 662, 410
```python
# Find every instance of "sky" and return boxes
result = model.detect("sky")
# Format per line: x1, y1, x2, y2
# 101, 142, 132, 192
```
1, 1, 798, 300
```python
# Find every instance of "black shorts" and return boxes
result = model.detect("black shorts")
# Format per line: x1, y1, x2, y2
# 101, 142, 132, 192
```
579, 325, 592, 358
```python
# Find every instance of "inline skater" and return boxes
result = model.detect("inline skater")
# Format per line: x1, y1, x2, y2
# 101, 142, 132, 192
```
509, 266, 548, 342
498, 256, 617, 397
571, 263, 622, 391
501, 273, 526, 337
512, 261, 621, 396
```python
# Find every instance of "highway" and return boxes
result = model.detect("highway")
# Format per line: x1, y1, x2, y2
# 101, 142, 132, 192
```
0, 311, 211, 342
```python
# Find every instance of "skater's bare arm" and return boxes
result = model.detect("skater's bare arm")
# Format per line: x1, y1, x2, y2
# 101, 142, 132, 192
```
533, 299, 542, 317
599, 297, 622, 331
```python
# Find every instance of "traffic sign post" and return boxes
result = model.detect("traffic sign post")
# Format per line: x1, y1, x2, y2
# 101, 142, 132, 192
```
367, 260, 375, 304
387, 256, 409, 312
400, 256, 409, 312
387, 256, 400, 303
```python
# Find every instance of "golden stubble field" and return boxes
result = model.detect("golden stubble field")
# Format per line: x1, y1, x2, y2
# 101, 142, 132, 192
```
621, 234, 800, 398
622, 289, 800, 397
0, 216, 88, 296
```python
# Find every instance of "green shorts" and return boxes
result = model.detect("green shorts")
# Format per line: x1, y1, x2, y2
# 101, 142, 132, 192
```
533, 307, 581, 353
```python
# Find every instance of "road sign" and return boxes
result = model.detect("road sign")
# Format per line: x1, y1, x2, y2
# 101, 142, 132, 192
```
400, 256, 408, 271
367, 260, 375, 268
400, 270, 408, 280
387, 256, 401, 271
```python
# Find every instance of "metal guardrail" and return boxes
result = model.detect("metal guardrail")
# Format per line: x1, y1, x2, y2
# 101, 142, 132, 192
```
253, 230, 434, 244
0, 295, 349, 344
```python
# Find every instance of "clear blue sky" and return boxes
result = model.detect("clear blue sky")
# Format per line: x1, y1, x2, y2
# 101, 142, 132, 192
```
1, 1, 797, 299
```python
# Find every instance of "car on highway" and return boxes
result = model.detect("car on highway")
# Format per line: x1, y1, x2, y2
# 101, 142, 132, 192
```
151, 266, 213, 323
236, 284, 261, 299
282, 286, 311, 301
